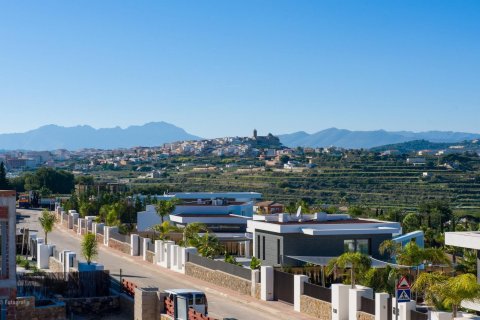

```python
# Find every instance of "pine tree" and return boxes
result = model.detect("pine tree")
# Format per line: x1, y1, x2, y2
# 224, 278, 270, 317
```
0, 162, 10, 189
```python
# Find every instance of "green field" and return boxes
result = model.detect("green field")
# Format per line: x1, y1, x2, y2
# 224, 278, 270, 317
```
112, 153, 480, 215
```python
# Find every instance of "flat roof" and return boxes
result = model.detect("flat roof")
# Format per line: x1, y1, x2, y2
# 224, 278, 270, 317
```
269, 218, 381, 225
174, 213, 242, 218
165, 289, 205, 295
287, 256, 411, 268
445, 232, 480, 250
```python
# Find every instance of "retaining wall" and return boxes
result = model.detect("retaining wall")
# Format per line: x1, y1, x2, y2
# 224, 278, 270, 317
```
16, 296, 66, 320
185, 262, 251, 296
146, 250, 154, 263
96, 233, 104, 244
48, 256, 63, 273
108, 238, 130, 254
300, 294, 332, 320
357, 311, 375, 320
61, 296, 120, 316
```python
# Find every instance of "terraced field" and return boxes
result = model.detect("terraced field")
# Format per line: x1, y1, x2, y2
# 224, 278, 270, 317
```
128, 156, 480, 213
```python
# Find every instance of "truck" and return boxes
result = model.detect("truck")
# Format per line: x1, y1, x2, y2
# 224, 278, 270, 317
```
18, 193, 31, 209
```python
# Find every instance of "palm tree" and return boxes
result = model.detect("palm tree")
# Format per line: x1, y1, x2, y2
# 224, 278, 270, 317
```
412, 272, 480, 318
196, 232, 223, 259
155, 199, 178, 223
360, 265, 399, 295
81, 233, 98, 265
297, 200, 311, 214
381, 240, 450, 299
39, 209, 56, 244
455, 249, 477, 275
326, 252, 372, 288
181, 222, 208, 247
152, 221, 179, 241
379, 239, 402, 262
285, 202, 297, 215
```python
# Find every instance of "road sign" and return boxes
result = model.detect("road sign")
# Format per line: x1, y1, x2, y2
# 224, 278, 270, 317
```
397, 289, 411, 302
397, 276, 410, 289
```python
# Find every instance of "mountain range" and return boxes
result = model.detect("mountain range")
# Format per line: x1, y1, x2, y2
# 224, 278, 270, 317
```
0, 122, 201, 151
277, 128, 480, 149
0, 123, 479, 151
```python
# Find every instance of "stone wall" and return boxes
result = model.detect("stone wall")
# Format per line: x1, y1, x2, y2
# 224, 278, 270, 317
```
300, 294, 332, 320
48, 256, 63, 273
357, 311, 375, 320
16, 296, 66, 320
119, 293, 134, 319
255, 283, 261, 299
108, 238, 130, 254
96, 233, 104, 244
146, 250, 154, 263
185, 262, 251, 296
61, 296, 120, 316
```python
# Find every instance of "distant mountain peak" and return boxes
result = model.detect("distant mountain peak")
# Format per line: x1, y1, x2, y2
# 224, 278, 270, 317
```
278, 128, 480, 149
0, 122, 202, 151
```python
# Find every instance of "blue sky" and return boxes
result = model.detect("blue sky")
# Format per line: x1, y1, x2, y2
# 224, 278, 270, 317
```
0, 1, 479, 138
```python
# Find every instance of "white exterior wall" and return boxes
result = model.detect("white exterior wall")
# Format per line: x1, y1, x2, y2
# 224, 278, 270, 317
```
331, 284, 350, 320
260, 266, 274, 301
294, 275, 309, 312
375, 293, 389, 320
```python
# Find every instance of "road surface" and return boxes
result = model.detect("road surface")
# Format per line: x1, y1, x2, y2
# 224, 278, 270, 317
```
17, 208, 314, 320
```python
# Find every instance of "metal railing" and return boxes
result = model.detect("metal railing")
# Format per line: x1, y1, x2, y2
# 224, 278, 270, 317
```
187, 253, 252, 280
110, 231, 130, 243
360, 296, 375, 315
17, 270, 111, 298
303, 282, 331, 303
411, 310, 428, 320
147, 241, 155, 252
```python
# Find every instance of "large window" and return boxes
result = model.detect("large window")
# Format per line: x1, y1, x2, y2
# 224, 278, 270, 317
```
356, 239, 370, 255
343, 239, 370, 255
262, 236, 266, 260
277, 239, 281, 264
257, 235, 260, 257
344, 240, 355, 252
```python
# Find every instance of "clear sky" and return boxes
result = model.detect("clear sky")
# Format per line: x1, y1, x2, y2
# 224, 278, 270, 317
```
0, 1, 479, 138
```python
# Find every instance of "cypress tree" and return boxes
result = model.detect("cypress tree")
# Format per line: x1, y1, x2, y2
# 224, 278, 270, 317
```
0, 162, 10, 189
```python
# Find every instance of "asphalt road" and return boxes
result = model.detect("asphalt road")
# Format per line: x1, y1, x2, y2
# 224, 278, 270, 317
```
17, 208, 314, 320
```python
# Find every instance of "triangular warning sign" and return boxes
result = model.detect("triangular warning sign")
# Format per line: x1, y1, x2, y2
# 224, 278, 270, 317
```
398, 290, 410, 301
397, 276, 410, 289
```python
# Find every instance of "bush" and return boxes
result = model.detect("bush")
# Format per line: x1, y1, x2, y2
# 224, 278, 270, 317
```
250, 256, 261, 270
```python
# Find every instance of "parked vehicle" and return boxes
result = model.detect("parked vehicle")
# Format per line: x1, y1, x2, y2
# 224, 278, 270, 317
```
165, 289, 208, 315
18, 193, 31, 208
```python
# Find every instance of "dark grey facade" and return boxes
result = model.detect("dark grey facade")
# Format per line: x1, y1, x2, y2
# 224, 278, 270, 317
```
255, 230, 391, 267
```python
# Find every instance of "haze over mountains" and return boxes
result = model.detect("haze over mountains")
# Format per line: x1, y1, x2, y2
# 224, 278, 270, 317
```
0, 122, 479, 151
278, 128, 480, 149
0, 122, 201, 151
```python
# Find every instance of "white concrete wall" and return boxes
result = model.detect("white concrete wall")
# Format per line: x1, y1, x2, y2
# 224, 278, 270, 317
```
66, 252, 76, 271
430, 311, 452, 320
375, 293, 389, 320
349, 286, 373, 320
37, 244, 55, 269
77, 218, 84, 234
159, 241, 174, 269
331, 284, 350, 320
131, 234, 139, 256
143, 238, 151, 260
294, 275, 309, 312
260, 266, 274, 301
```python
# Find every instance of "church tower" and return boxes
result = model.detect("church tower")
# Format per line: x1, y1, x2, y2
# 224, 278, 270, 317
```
253, 129, 258, 139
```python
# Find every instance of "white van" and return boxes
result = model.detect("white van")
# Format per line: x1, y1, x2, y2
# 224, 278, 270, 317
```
165, 289, 208, 316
